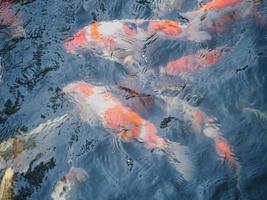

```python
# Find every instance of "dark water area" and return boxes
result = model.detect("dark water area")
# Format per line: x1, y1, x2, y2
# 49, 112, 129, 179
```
0, 0, 267, 199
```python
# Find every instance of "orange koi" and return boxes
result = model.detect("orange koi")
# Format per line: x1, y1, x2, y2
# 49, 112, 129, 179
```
162, 96, 239, 168
201, 0, 242, 11
64, 82, 198, 180
64, 19, 211, 69
161, 48, 222, 75
64, 20, 184, 53
63, 82, 165, 149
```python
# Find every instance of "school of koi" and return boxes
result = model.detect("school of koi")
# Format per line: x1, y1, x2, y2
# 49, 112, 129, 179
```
0, 0, 266, 199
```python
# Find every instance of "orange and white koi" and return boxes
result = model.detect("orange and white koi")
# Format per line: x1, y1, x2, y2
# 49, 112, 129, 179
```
63, 81, 194, 180
63, 81, 166, 149
162, 96, 239, 169
160, 48, 223, 76
182, 0, 256, 37
64, 19, 211, 67
51, 167, 89, 200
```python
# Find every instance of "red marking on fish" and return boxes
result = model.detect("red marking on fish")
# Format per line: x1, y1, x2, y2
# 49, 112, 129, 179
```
201, 0, 242, 11
63, 81, 94, 97
63, 82, 166, 149
63, 19, 185, 56
149, 20, 182, 36
162, 49, 222, 75
64, 30, 88, 53
215, 138, 239, 168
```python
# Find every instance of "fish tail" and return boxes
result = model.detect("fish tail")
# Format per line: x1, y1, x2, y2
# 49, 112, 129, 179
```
164, 140, 194, 181
143, 122, 167, 149
214, 137, 240, 169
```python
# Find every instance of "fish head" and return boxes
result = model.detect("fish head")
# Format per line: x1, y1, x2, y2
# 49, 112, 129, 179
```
64, 29, 89, 53
64, 22, 116, 56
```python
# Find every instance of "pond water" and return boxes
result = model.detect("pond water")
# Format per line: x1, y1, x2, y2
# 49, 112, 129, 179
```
0, 0, 267, 199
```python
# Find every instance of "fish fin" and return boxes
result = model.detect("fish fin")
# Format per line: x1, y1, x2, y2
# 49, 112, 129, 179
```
67, 167, 89, 183
181, 10, 212, 42
243, 107, 267, 122
165, 140, 194, 181
214, 138, 240, 170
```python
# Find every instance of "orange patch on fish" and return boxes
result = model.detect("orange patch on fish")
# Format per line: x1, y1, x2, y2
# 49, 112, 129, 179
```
64, 82, 166, 149
201, 49, 222, 64
143, 123, 166, 148
162, 49, 222, 75
104, 106, 142, 141
149, 20, 182, 36
201, 0, 242, 11
215, 139, 237, 167
90, 22, 102, 40
64, 30, 87, 52
194, 111, 204, 127
63, 82, 94, 97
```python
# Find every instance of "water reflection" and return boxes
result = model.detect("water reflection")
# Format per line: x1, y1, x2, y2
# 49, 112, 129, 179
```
0, 0, 267, 199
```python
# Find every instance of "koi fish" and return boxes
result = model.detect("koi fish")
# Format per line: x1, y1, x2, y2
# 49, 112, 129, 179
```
0, 114, 70, 172
63, 81, 194, 180
51, 167, 89, 200
201, 0, 242, 11
0, 2, 25, 38
64, 19, 211, 70
160, 48, 223, 76
0, 167, 14, 200
181, 0, 254, 37
63, 81, 166, 149
162, 96, 239, 168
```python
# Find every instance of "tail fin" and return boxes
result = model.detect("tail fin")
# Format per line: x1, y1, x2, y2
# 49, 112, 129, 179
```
164, 140, 194, 181
214, 137, 240, 169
